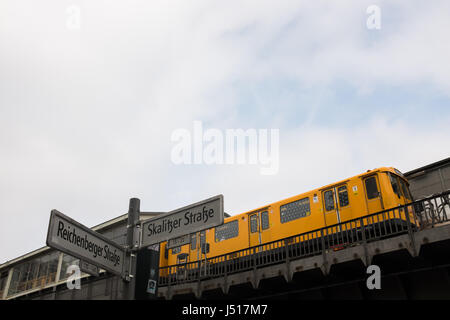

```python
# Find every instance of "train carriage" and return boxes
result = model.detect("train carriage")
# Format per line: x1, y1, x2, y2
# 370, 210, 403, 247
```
159, 167, 416, 275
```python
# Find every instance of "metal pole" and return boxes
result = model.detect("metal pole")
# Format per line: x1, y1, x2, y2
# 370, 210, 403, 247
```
405, 204, 417, 257
123, 197, 140, 300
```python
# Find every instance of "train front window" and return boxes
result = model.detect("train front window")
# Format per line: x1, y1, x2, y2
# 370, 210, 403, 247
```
389, 173, 402, 198
399, 179, 412, 200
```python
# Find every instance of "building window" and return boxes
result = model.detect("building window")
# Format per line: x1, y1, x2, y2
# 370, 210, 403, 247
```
280, 197, 311, 223
0, 271, 9, 298
250, 215, 258, 233
40, 252, 59, 285
261, 211, 270, 230
7, 251, 60, 297
60, 254, 80, 281
215, 220, 239, 242
365, 177, 379, 199
324, 190, 335, 211
338, 186, 349, 207
8, 266, 22, 296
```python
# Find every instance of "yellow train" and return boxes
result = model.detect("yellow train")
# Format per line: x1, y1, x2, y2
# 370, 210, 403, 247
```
159, 167, 414, 268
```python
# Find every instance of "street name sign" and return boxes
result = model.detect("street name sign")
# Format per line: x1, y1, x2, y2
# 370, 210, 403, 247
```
141, 195, 224, 247
46, 210, 125, 276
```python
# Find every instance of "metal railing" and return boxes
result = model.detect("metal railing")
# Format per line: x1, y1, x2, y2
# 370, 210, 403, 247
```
158, 190, 450, 287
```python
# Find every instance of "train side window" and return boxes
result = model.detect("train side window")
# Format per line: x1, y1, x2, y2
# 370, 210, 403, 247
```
261, 211, 270, 230
190, 233, 197, 250
324, 190, 335, 211
338, 186, 349, 207
215, 220, 239, 242
172, 247, 181, 254
365, 177, 379, 199
280, 197, 310, 223
250, 215, 258, 233
389, 173, 401, 198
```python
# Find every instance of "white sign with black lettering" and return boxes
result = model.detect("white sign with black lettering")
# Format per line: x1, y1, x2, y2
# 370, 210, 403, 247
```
141, 195, 224, 247
46, 210, 125, 276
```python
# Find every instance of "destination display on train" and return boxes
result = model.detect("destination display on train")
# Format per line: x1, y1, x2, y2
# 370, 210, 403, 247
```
141, 195, 224, 247
46, 210, 125, 276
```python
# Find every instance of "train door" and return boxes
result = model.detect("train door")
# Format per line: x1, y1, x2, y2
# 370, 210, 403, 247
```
336, 185, 352, 222
248, 211, 270, 247
322, 188, 339, 226
364, 175, 384, 214
322, 185, 352, 226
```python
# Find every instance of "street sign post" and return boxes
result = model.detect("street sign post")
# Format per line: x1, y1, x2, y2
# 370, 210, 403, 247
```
141, 195, 224, 247
46, 210, 126, 277
135, 246, 160, 300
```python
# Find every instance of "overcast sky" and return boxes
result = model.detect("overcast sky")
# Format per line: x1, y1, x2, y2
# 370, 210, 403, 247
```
1, 0, 450, 264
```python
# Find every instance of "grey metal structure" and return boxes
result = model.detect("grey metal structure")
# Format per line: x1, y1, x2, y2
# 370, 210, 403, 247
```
405, 157, 450, 199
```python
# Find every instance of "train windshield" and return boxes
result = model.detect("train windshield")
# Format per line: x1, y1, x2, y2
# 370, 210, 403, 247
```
389, 172, 412, 201
389, 173, 402, 198
399, 178, 412, 200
